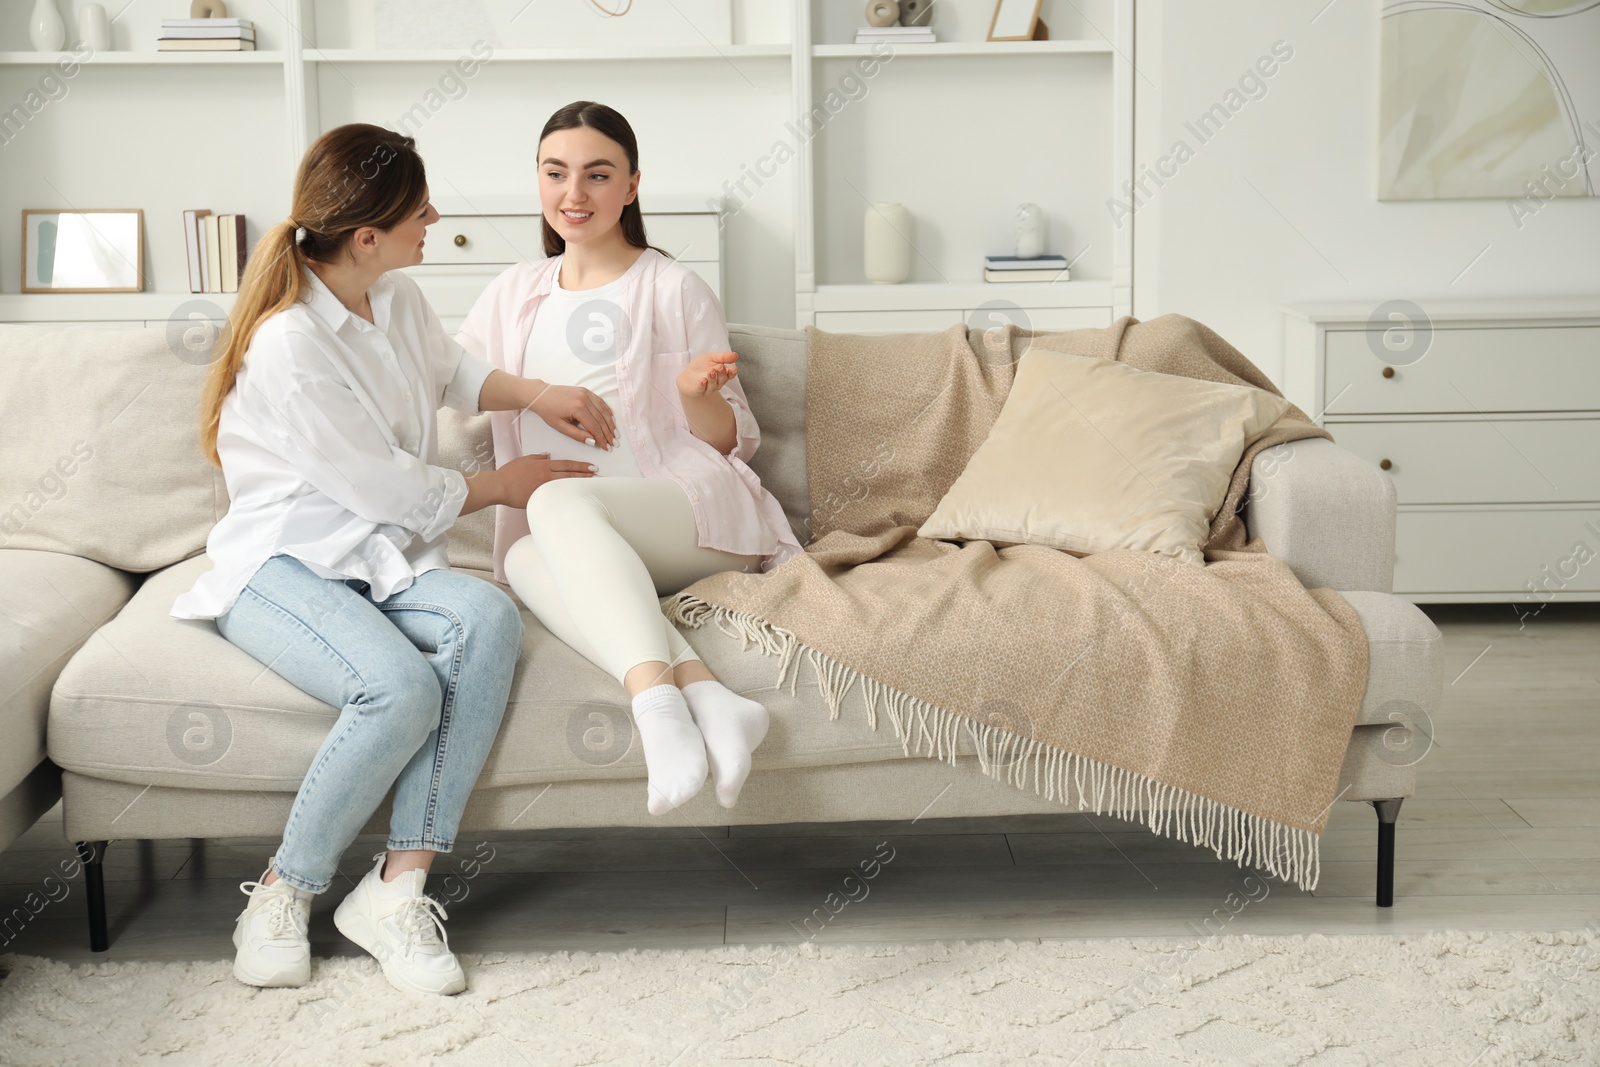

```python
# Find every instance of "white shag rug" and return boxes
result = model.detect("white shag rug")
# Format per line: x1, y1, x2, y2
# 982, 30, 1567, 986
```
2, 931, 1596, 1066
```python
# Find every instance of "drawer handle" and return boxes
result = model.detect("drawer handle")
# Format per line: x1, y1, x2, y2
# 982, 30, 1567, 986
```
1381, 366, 1395, 379
1379, 458, 1392, 471
453, 234, 468, 248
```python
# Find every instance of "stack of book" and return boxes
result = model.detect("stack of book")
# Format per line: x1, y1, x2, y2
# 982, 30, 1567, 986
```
158, 18, 256, 51
983, 254, 1071, 282
184, 211, 249, 294
854, 24, 937, 45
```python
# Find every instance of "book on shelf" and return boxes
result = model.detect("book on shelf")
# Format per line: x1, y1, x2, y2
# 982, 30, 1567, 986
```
204, 215, 222, 293
219, 216, 237, 295
160, 18, 254, 27
186, 211, 249, 293
196, 215, 210, 292
855, 31, 937, 43
183, 209, 211, 294
221, 215, 248, 293
158, 38, 257, 50
158, 26, 256, 39
984, 254, 1070, 271
984, 267, 1070, 283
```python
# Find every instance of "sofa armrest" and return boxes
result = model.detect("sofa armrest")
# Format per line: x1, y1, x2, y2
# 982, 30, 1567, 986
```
1244, 437, 1396, 593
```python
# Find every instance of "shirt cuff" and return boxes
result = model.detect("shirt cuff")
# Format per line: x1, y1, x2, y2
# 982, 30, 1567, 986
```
412, 467, 469, 543
444, 352, 496, 415
728, 392, 760, 461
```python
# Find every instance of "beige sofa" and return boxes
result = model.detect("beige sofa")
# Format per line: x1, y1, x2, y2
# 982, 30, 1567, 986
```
0, 321, 1442, 951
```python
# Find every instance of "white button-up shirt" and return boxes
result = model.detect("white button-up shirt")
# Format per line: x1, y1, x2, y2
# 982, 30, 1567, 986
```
170, 268, 495, 621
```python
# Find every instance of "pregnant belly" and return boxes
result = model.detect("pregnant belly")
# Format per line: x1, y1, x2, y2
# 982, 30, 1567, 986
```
518, 410, 643, 478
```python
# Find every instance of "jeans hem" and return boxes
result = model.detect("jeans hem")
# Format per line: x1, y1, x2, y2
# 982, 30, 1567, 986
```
386, 838, 454, 853
270, 861, 329, 896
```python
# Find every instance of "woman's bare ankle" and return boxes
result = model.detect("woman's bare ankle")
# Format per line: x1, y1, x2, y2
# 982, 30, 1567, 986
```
673, 660, 716, 688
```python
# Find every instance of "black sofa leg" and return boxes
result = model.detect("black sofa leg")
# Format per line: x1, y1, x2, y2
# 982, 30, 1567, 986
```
75, 841, 110, 952
1370, 799, 1403, 908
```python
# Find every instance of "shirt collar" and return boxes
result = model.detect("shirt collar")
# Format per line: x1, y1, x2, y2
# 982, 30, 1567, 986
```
301, 267, 396, 334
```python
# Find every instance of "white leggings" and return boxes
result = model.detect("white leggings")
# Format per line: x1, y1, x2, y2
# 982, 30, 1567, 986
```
504, 477, 764, 685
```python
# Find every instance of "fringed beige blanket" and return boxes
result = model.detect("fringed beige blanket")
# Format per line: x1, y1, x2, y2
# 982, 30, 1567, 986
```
663, 315, 1369, 891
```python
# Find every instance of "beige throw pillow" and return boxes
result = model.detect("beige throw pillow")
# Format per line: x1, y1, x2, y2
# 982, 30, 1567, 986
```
917, 351, 1290, 566
0, 324, 227, 573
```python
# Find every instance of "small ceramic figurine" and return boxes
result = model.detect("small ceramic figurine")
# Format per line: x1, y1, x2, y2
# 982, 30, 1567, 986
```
899, 0, 932, 27
865, 0, 899, 29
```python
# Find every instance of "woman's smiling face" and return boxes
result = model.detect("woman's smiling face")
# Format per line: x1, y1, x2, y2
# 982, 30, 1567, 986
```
538, 126, 640, 247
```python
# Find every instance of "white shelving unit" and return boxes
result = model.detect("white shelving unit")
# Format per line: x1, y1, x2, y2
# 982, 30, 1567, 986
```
0, 51, 288, 64
0, 0, 1132, 330
792, 1, 1133, 332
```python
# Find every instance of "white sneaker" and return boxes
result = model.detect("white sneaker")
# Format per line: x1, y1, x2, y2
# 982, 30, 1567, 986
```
333, 852, 466, 996
232, 870, 313, 988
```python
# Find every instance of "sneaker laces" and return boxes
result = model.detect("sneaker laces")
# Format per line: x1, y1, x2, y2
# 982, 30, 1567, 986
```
392, 893, 452, 958
238, 880, 309, 941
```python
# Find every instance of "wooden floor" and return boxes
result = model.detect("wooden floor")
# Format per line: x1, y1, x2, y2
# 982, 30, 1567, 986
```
3, 603, 1596, 963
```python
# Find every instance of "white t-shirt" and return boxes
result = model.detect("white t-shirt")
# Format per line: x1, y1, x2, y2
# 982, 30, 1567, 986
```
518, 268, 643, 478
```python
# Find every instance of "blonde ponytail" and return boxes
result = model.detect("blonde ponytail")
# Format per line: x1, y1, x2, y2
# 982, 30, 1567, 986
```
195, 123, 429, 467
198, 220, 305, 466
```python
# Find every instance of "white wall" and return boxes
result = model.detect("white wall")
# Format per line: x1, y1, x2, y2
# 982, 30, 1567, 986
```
1132, 0, 1600, 390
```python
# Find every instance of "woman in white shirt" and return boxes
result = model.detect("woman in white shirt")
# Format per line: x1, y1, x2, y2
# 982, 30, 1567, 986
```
458, 102, 803, 820
171, 124, 612, 996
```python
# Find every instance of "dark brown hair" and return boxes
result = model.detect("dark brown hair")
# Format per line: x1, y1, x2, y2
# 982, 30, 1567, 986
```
538, 101, 670, 259
199, 123, 429, 465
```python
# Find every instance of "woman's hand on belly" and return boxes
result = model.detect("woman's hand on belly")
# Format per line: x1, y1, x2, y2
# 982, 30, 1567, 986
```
494, 452, 599, 510
530, 382, 617, 450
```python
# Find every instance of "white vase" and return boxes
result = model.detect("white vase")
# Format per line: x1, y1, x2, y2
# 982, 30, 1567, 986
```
1014, 202, 1044, 259
29, 0, 67, 51
863, 203, 912, 284
78, 3, 111, 50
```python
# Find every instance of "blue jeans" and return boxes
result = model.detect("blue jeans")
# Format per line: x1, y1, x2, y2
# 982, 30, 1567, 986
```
216, 553, 523, 895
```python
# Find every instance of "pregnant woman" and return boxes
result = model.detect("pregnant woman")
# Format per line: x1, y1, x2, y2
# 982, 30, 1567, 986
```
171, 124, 598, 994
458, 101, 803, 817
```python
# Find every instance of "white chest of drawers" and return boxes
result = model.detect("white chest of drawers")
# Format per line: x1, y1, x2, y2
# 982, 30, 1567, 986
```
1284, 299, 1600, 604
405, 194, 724, 333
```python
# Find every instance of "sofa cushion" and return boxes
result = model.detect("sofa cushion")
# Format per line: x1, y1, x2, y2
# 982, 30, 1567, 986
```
47, 555, 917, 793
47, 568, 1422, 798
0, 550, 137, 791
728, 324, 810, 545
919, 351, 1290, 566
0, 325, 227, 572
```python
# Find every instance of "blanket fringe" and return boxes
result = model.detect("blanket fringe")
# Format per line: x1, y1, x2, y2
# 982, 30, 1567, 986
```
664, 593, 1323, 892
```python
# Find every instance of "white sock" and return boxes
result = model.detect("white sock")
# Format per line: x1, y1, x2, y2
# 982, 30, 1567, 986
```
681, 679, 770, 808
631, 684, 708, 815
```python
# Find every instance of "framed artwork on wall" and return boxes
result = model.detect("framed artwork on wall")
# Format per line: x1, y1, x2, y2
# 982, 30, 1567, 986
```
1378, 0, 1598, 200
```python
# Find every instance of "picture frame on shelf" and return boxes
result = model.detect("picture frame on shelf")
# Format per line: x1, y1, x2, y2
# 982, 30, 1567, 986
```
21, 209, 144, 293
988, 0, 1048, 41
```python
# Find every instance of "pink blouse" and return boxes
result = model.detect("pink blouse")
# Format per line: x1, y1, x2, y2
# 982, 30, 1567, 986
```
455, 249, 804, 584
